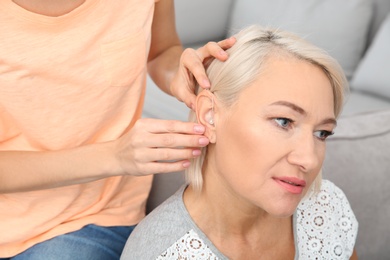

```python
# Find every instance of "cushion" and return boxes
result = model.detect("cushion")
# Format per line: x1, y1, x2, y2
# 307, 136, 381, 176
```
146, 171, 185, 213
351, 13, 390, 99
323, 109, 390, 259
368, 0, 390, 43
228, 0, 373, 79
341, 90, 390, 116
174, 0, 234, 46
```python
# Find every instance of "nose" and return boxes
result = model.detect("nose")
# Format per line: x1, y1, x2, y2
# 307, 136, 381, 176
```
287, 133, 321, 172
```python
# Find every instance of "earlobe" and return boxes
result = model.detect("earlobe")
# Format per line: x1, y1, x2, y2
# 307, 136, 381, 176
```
196, 90, 217, 143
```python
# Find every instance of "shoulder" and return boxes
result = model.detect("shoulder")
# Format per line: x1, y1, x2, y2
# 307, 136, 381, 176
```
300, 179, 355, 216
302, 179, 352, 206
295, 179, 358, 259
121, 186, 192, 259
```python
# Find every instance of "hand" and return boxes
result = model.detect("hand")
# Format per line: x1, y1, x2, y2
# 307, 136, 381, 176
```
113, 118, 209, 176
170, 37, 236, 110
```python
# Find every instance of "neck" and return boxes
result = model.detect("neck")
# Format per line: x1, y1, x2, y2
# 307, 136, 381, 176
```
183, 168, 295, 256
12, 0, 86, 16
184, 183, 292, 237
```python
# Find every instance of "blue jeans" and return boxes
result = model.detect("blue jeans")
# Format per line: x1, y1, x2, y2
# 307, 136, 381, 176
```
1, 224, 134, 260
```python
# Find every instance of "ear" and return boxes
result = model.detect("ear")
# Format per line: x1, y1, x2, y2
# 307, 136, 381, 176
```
196, 90, 217, 143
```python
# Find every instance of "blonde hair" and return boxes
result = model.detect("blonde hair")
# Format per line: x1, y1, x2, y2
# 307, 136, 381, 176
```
186, 25, 348, 193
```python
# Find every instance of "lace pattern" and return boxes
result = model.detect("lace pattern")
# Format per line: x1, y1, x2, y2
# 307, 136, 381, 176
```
296, 180, 358, 259
157, 229, 219, 260
157, 181, 357, 260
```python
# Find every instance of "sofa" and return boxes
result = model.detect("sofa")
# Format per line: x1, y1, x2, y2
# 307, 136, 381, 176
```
144, 1, 390, 259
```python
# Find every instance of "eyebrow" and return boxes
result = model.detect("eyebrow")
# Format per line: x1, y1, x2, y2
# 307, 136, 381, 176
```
270, 100, 337, 126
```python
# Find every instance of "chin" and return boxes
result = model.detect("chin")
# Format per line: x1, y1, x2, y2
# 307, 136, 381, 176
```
266, 202, 300, 218
270, 210, 296, 219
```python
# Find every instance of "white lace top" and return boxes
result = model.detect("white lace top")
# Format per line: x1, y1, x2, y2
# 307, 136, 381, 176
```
121, 180, 358, 260
295, 181, 357, 259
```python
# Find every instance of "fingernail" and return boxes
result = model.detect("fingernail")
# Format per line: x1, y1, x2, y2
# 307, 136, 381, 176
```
199, 137, 209, 145
219, 50, 227, 56
183, 161, 191, 168
192, 149, 201, 156
203, 79, 211, 88
194, 125, 205, 133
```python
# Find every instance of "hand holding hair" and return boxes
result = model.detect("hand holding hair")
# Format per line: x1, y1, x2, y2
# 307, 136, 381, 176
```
170, 37, 236, 110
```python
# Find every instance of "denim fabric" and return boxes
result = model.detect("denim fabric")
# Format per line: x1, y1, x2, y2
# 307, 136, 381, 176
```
1, 224, 135, 260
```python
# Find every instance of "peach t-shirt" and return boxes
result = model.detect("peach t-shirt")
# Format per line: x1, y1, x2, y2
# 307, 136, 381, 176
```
0, 0, 159, 256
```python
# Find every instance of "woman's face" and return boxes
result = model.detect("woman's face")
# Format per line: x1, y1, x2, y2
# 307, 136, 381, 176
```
209, 56, 336, 217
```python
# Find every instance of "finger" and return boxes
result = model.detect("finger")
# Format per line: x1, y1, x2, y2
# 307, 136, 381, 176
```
196, 41, 227, 62
180, 94, 197, 111
217, 36, 236, 50
137, 119, 206, 135
151, 147, 202, 163
132, 147, 201, 165
172, 90, 196, 111
188, 41, 234, 89
138, 160, 192, 175
176, 69, 197, 110
198, 40, 235, 63
138, 133, 209, 149
181, 48, 211, 89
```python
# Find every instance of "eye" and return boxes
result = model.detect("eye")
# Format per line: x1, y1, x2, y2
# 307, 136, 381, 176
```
314, 130, 334, 141
274, 118, 294, 129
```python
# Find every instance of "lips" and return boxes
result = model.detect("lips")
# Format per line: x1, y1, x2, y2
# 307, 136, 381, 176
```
273, 177, 306, 194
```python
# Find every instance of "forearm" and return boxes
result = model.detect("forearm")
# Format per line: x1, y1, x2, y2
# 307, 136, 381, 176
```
0, 141, 119, 193
147, 0, 182, 96
148, 44, 183, 96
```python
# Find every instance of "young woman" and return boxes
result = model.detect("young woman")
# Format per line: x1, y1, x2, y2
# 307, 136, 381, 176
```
0, 0, 235, 258
121, 25, 358, 259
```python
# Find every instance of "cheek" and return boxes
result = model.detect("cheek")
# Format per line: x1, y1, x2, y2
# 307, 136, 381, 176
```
315, 142, 326, 168
214, 119, 282, 180
305, 143, 326, 187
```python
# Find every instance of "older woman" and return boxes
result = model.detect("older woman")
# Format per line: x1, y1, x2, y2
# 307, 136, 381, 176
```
121, 25, 358, 259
